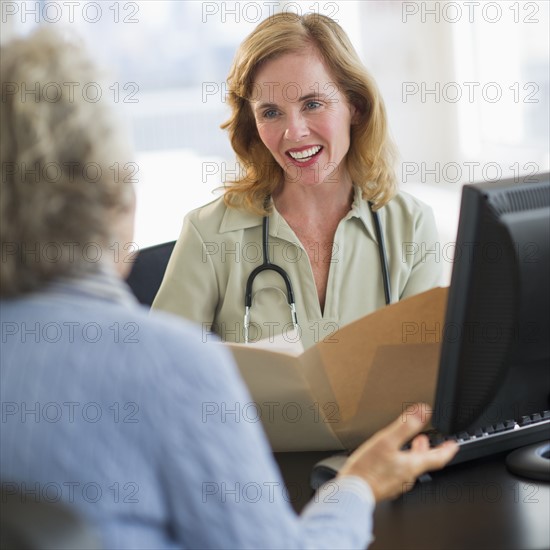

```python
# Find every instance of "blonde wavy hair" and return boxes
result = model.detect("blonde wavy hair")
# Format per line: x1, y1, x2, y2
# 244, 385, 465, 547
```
222, 12, 397, 215
0, 28, 133, 297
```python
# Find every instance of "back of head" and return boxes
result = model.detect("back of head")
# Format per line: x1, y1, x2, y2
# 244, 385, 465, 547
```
0, 28, 133, 298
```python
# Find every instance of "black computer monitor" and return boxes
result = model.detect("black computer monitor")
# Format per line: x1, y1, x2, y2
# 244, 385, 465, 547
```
433, 173, 550, 435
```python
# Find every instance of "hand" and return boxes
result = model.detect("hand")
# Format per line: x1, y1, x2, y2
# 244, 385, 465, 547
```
338, 403, 458, 502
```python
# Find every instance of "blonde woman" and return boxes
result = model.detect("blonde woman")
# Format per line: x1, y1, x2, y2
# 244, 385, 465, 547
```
153, 13, 441, 347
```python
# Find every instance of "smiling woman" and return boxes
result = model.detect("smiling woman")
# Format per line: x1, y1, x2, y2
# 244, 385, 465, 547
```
221, 12, 397, 215
251, 48, 357, 191
248, 46, 362, 311
152, 12, 443, 348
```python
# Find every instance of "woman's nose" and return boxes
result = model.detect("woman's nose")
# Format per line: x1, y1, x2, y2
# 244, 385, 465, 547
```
284, 112, 310, 142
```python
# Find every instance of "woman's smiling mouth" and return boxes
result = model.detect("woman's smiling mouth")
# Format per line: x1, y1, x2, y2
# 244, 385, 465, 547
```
286, 145, 323, 163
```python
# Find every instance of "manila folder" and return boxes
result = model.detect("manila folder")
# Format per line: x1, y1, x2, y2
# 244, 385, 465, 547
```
226, 287, 447, 452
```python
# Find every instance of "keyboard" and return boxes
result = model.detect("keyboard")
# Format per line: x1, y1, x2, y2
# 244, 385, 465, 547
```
310, 411, 550, 490
430, 411, 550, 466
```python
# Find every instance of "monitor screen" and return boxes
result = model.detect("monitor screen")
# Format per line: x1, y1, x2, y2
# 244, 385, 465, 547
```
433, 173, 550, 434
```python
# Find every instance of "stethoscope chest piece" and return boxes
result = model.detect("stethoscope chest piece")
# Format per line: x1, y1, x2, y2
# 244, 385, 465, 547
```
244, 214, 298, 343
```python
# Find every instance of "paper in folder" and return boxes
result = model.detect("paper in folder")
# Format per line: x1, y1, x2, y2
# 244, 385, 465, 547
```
224, 287, 447, 452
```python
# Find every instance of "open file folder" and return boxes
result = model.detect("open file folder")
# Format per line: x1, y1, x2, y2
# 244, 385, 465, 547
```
225, 287, 447, 452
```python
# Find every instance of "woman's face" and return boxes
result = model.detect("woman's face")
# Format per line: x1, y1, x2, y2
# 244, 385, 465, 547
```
250, 47, 356, 190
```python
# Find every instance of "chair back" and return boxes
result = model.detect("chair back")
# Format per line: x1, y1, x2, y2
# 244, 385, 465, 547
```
126, 241, 176, 306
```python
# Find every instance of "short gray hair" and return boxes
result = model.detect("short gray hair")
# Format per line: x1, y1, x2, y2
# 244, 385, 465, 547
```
1, 28, 134, 297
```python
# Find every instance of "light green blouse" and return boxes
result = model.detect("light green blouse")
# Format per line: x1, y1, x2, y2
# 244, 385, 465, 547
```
152, 187, 442, 349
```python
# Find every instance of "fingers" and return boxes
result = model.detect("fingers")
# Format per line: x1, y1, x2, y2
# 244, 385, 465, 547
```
395, 404, 459, 475
407, 440, 459, 480
383, 403, 432, 447
410, 433, 430, 452
421, 441, 459, 472
341, 404, 459, 503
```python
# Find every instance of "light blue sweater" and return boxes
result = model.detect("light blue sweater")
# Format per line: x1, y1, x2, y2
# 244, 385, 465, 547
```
0, 274, 374, 549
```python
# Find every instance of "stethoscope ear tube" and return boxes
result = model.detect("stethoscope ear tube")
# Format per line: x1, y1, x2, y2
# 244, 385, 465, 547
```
369, 202, 392, 306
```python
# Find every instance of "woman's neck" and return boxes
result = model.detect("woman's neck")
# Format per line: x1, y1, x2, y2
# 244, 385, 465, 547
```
273, 179, 354, 223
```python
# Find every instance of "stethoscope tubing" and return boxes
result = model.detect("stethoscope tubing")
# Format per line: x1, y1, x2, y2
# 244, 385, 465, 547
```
243, 201, 391, 343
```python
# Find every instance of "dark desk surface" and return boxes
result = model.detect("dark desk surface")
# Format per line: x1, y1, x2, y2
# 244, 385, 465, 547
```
274, 450, 550, 550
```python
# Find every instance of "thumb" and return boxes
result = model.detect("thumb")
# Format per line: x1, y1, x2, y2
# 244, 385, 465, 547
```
383, 403, 432, 447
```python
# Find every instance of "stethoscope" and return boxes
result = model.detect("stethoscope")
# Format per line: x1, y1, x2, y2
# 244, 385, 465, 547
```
243, 202, 391, 343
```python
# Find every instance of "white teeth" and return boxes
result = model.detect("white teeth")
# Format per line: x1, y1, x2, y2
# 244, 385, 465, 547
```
288, 145, 322, 161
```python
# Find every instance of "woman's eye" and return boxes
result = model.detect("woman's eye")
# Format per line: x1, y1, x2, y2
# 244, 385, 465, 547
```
305, 101, 322, 110
262, 109, 278, 119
